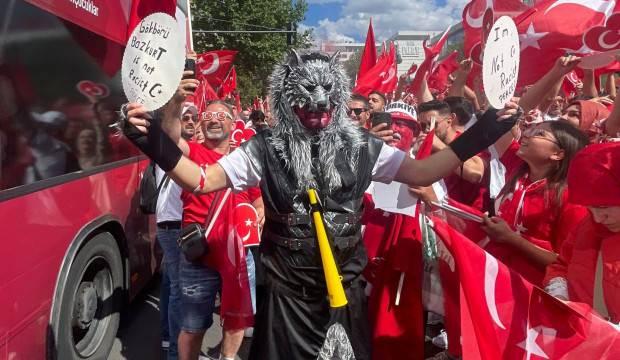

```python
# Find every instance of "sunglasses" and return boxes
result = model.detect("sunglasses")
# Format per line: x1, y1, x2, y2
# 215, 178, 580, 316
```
348, 108, 367, 116
202, 111, 233, 121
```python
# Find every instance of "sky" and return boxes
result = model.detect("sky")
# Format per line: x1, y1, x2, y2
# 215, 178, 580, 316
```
300, 0, 470, 43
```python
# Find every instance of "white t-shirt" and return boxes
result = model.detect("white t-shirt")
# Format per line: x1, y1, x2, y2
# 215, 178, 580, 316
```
155, 166, 183, 223
218, 142, 406, 191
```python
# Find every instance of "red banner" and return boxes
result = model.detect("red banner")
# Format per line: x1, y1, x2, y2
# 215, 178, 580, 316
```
25, 0, 132, 45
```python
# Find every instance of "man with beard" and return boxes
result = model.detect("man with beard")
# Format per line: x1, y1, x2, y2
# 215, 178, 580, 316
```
120, 51, 520, 360
180, 102, 197, 140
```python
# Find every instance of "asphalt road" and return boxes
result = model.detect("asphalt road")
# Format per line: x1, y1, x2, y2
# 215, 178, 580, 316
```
107, 275, 251, 360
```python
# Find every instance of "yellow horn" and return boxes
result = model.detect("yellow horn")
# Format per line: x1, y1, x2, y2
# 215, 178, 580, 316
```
307, 189, 348, 308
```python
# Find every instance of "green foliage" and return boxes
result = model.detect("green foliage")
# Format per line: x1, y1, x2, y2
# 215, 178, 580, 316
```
191, 0, 312, 104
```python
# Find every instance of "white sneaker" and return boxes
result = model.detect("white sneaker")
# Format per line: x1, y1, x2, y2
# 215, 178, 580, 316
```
431, 330, 448, 349
161, 340, 170, 349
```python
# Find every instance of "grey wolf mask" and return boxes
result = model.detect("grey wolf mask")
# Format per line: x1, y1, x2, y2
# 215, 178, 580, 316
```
268, 50, 366, 193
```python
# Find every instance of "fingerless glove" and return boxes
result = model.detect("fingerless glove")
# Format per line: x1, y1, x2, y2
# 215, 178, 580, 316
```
448, 107, 520, 162
120, 105, 183, 172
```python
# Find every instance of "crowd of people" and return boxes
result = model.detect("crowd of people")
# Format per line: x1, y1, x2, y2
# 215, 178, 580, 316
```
123, 49, 620, 360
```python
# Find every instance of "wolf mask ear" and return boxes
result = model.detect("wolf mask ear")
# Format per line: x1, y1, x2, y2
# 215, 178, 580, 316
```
287, 49, 304, 68
329, 51, 340, 66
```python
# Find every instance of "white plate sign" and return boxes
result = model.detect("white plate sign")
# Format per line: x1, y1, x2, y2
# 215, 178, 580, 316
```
482, 16, 520, 109
122, 13, 185, 111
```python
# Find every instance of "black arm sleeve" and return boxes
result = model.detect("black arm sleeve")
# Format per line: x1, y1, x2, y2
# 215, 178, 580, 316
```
120, 105, 183, 172
448, 107, 520, 162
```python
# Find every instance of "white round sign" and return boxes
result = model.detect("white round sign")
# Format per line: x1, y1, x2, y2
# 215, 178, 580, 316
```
122, 13, 186, 111
482, 16, 520, 109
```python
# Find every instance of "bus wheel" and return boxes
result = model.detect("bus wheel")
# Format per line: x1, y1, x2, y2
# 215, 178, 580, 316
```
55, 232, 123, 359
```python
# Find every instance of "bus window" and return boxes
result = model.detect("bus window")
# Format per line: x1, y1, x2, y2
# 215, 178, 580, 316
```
0, 1, 138, 192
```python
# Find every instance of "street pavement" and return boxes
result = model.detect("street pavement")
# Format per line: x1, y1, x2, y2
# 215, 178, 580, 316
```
107, 276, 251, 360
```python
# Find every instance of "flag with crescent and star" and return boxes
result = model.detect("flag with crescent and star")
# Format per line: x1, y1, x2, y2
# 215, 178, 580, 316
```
515, 0, 620, 87
353, 42, 397, 96
430, 216, 620, 359
196, 50, 238, 88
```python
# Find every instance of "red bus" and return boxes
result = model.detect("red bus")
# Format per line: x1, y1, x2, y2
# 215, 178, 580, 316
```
0, 1, 188, 358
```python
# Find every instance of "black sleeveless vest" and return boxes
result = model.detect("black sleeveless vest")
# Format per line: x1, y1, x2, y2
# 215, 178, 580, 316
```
241, 129, 383, 291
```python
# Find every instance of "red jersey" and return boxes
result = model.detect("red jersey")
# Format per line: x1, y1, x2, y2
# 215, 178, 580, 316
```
489, 143, 588, 285
182, 142, 256, 227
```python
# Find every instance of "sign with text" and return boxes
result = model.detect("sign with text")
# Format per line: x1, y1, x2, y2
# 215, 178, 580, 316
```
122, 13, 185, 111
483, 16, 520, 109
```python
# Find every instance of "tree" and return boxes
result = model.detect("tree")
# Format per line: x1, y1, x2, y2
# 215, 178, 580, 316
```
191, 0, 312, 104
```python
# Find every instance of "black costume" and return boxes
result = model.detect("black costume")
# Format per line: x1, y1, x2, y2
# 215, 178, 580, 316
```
243, 130, 383, 360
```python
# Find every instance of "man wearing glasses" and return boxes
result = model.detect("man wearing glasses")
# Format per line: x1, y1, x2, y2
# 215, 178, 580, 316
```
347, 94, 370, 128
180, 102, 198, 140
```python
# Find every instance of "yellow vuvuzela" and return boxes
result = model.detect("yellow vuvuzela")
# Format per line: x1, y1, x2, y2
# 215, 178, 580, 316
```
307, 189, 348, 308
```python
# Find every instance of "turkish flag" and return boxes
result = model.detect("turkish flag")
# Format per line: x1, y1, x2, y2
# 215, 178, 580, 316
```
187, 79, 219, 116
431, 216, 620, 359
358, 19, 378, 80
354, 42, 398, 96
196, 50, 238, 88
462, 0, 529, 66
516, 0, 620, 87
428, 51, 460, 95
405, 26, 451, 97
127, 0, 176, 39
233, 203, 260, 247
230, 119, 257, 149
219, 67, 237, 98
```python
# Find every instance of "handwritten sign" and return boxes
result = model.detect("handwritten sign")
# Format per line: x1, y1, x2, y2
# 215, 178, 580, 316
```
122, 13, 185, 111
482, 16, 520, 109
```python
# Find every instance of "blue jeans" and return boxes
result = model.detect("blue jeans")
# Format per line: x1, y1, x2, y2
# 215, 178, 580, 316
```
157, 226, 181, 360
179, 255, 221, 332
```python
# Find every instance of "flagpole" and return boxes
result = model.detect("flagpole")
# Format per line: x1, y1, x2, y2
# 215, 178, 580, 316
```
186, 0, 194, 51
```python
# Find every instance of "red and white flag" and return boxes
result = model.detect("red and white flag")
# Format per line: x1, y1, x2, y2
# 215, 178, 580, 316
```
187, 80, 219, 116
431, 216, 620, 359
516, 0, 620, 87
427, 51, 460, 95
233, 203, 260, 247
353, 42, 397, 96
358, 18, 378, 80
219, 67, 237, 98
196, 50, 238, 87
405, 25, 451, 96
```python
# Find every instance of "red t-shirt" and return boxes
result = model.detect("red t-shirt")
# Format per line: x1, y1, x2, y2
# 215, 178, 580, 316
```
182, 142, 257, 329
182, 142, 255, 226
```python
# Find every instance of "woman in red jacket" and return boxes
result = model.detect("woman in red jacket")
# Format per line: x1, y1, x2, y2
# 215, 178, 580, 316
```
546, 142, 620, 323
481, 120, 589, 286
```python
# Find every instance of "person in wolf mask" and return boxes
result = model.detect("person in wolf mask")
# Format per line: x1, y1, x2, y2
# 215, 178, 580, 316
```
121, 51, 521, 360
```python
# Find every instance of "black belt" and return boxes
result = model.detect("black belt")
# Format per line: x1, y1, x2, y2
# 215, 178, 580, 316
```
157, 221, 182, 230
265, 211, 362, 226
265, 230, 360, 251
266, 277, 359, 300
